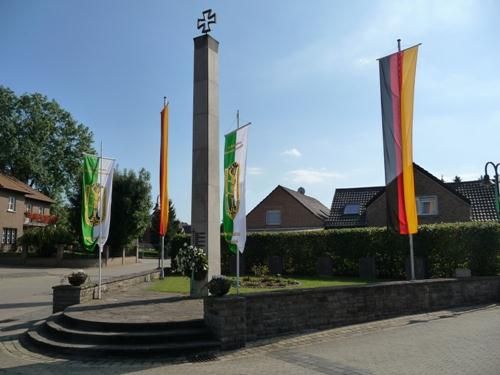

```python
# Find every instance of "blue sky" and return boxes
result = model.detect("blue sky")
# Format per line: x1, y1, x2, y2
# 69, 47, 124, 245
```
1, 0, 499, 223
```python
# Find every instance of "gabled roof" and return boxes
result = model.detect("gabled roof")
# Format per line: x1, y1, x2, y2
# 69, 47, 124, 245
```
325, 186, 384, 228
280, 186, 330, 220
0, 174, 54, 203
365, 164, 470, 207
325, 164, 498, 228
450, 180, 497, 221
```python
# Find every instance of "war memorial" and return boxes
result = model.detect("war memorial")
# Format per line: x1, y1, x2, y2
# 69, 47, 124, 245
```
0, 6, 499, 374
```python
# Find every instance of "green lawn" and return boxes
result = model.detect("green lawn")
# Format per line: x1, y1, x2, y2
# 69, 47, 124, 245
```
148, 275, 378, 295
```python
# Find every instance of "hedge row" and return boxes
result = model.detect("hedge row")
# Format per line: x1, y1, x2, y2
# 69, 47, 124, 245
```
169, 222, 500, 279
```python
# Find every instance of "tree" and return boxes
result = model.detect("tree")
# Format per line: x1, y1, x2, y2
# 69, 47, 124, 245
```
107, 168, 153, 254
0, 86, 94, 199
453, 176, 462, 183
150, 199, 181, 250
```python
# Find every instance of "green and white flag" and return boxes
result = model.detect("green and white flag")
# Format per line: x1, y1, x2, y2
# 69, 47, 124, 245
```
81, 155, 115, 252
223, 125, 249, 254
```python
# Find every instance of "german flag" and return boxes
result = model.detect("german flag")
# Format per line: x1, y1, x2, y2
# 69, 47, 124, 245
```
159, 104, 169, 236
379, 45, 419, 235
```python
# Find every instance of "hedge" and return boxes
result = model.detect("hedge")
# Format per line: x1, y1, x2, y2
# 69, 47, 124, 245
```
168, 222, 500, 279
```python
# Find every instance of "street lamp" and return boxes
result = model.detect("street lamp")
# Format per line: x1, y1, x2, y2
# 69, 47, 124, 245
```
483, 162, 500, 221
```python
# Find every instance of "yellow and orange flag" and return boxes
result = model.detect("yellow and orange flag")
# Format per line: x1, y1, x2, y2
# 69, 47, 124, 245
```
159, 104, 169, 236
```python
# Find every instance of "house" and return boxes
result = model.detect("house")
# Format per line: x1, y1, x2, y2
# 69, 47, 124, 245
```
247, 185, 330, 232
325, 164, 497, 229
0, 174, 55, 251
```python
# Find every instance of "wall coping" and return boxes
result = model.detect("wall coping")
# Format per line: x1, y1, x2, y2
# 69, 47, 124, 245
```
210, 277, 500, 301
53, 268, 160, 290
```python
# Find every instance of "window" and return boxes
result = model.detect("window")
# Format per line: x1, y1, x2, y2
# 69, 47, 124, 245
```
39, 206, 45, 215
2, 228, 17, 245
266, 210, 281, 225
26, 203, 32, 213
7, 196, 16, 212
416, 196, 438, 216
343, 204, 361, 215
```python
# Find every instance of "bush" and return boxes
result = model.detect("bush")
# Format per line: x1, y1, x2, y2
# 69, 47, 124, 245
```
19, 226, 75, 257
169, 222, 499, 279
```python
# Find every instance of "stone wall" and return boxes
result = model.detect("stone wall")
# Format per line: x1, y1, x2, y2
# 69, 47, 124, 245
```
53, 269, 160, 312
0, 255, 137, 267
204, 277, 500, 348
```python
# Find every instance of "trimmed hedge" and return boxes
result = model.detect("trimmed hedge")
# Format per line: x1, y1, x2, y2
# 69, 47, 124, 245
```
169, 222, 500, 279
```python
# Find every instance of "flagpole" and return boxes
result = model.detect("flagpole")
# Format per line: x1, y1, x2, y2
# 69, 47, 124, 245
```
236, 110, 241, 295
397, 38, 416, 281
160, 235, 165, 279
98, 141, 103, 298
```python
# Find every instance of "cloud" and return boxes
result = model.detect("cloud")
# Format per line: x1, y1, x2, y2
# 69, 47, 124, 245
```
281, 148, 302, 158
286, 168, 342, 184
269, 0, 480, 83
248, 167, 264, 175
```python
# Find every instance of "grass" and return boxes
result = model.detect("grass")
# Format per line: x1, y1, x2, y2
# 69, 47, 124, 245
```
148, 275, 378, 295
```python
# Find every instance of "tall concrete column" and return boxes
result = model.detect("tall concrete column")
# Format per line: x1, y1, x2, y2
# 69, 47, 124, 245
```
191, 34, 220, 296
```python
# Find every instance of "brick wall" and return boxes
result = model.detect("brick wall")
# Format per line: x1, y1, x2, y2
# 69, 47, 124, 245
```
247, 187, 323, 231
204, 277, 500, 347
366, 168, 470, 226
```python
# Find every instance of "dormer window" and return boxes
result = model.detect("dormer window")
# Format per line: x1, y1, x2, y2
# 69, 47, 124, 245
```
416, 196, 438, 216
343, 204, 360, 215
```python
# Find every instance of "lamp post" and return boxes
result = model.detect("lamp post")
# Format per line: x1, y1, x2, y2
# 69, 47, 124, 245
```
483, 162, 500, 221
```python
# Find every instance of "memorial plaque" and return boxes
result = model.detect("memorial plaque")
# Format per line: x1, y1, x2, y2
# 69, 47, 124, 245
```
316, 256, 333, 276
359, 257, 377, 279
268, 256, 283, 275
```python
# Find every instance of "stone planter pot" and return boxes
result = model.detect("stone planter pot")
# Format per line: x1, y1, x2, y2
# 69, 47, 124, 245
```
193, 269, 207, 281
68, 272, 87, 286
208, 277, 232, 297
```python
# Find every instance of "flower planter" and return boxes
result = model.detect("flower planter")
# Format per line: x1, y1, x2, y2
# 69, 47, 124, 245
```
68, 272, 87, 286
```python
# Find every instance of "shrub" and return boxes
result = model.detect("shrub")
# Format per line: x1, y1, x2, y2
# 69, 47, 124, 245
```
169, 222, 499, 279
19, 226, 74, 257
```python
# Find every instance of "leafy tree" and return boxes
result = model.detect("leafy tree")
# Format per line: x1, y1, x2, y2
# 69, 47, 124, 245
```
0, 86, 94, 199
107, 168, 153, 254
453, 176, 462, 183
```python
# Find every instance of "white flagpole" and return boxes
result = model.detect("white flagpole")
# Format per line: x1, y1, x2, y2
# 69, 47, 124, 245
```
160, 235, 165, 279
98, 141, 103, 299
236, 110, 240, 295
409, 234, 415, 281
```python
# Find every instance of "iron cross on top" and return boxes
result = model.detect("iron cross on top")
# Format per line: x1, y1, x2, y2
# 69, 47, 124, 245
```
197, 9, 216, 34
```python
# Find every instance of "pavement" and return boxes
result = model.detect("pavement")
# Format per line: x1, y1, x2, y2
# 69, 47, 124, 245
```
0, 259, 159, 329
64, 287, 203, 324
1, 270, 500, 374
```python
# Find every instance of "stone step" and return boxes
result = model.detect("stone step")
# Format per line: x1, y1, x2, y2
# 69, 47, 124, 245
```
61, 312, 206, 332
24, 328, 221, 358
45, 319, 213, 345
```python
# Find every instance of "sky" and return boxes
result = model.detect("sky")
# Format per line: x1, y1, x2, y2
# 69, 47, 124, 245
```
1, 0, 499, 223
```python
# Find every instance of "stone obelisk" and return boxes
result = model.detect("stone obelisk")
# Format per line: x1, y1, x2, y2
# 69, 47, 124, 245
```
191, 34, 220, 296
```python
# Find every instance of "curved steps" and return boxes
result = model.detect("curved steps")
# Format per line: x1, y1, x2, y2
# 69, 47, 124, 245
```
22, 312, 220, 359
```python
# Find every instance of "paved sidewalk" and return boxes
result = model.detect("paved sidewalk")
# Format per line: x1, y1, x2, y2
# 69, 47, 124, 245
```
1, 302, 499, 374
2, 274, 500, 374
64, 286, 203, 324
0, 259, 159, 334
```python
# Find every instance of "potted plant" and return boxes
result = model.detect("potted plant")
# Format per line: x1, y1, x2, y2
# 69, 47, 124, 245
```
67, 270, 88, 286
175, 243, 208, 281
207, 275, 232, 297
